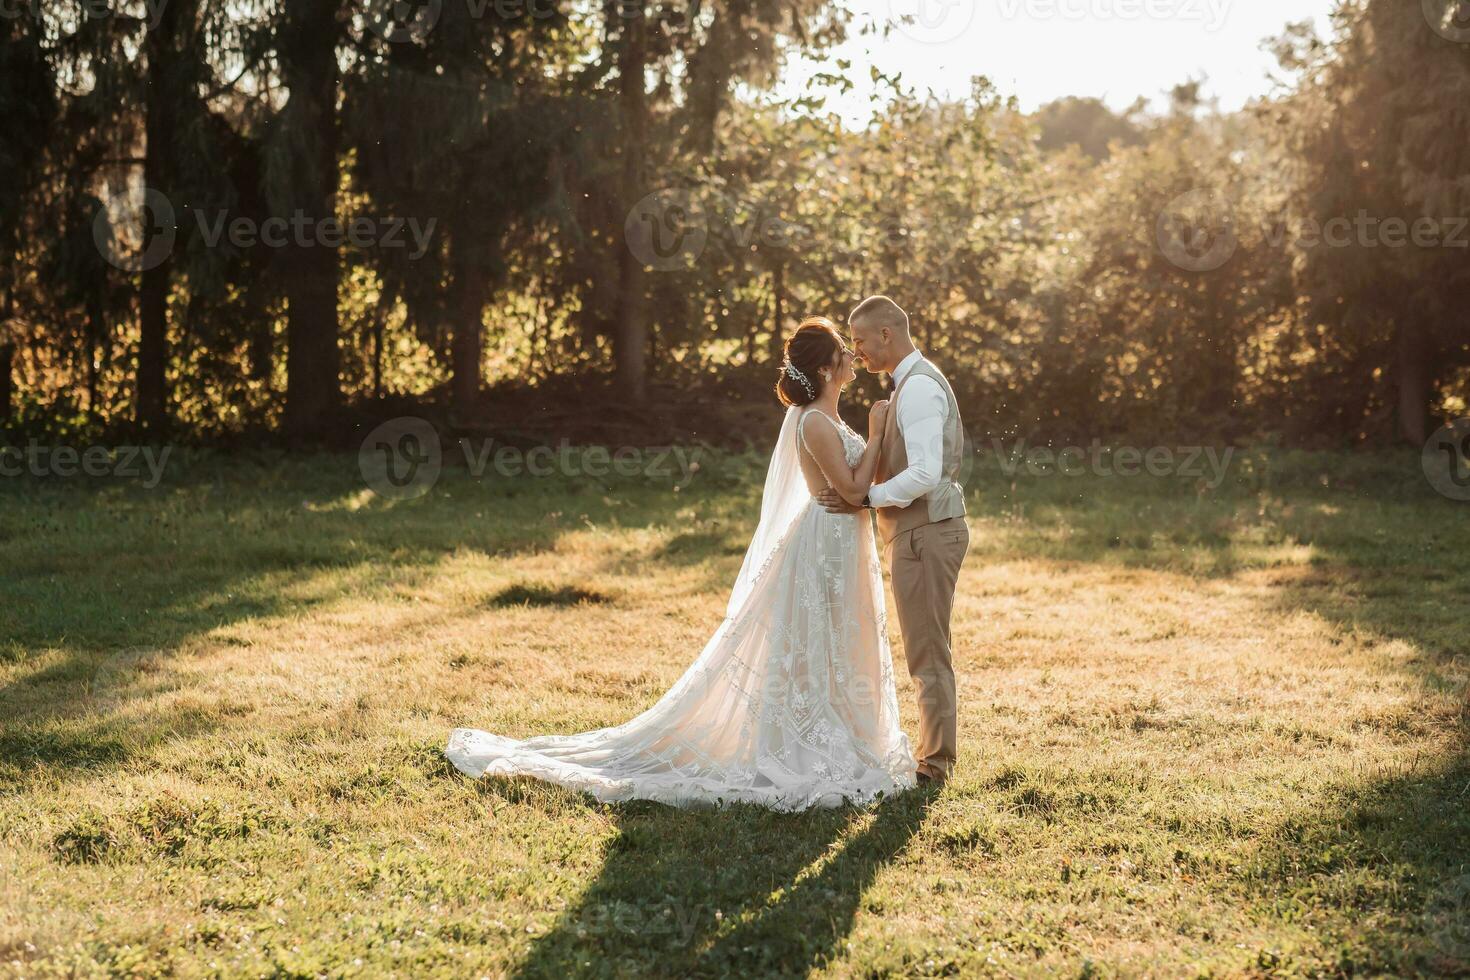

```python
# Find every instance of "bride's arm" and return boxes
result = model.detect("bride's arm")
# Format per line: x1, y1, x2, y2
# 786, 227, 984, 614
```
801, 403, 889, 506
849, 399, 888, 491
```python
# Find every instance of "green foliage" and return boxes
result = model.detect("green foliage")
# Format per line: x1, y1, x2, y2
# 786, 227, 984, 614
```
1032, 96, 1145, 161
1270, 1, 1470, 440
5, 0, 1467, 446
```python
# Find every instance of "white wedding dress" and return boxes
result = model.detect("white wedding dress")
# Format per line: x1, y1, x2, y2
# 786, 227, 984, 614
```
445, 407, 916, 810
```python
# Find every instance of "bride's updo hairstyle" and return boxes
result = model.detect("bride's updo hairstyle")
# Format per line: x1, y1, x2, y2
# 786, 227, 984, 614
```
776, 316, 843, 408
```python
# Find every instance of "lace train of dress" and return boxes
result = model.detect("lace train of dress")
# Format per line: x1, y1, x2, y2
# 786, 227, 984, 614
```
446, 410, 916, 810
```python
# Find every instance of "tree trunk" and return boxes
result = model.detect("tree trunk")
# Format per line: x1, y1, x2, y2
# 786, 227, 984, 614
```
371, 293, 387, 400
0, 343, 12, 423
1396, 321, 1431, 445
137, 0, 186, 433
280, 0, 341, 444
1198, 273, 1236, 424
85, 294, 103, 420
769, 260, 786, 362
449, 235, 488, 421
528, 292, 546, 377
0, 283, 11, 423
613, 3, 648, 403
246, 279, 272, 382
744, 305, 756, 364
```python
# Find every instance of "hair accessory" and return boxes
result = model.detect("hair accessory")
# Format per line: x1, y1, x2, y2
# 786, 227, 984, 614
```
783, 360, 815, 400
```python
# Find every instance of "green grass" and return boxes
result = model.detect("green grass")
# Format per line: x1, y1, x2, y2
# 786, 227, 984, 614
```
1, 447, 1467, 977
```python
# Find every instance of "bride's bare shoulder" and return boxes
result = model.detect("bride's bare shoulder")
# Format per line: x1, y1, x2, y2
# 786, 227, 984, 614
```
798, 409, 841, 441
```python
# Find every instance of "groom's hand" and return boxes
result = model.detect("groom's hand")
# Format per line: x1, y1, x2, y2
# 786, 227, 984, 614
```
817, 488, 862, 514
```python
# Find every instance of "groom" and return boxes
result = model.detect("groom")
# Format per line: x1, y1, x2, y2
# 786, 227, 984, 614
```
817, 296, 970, 787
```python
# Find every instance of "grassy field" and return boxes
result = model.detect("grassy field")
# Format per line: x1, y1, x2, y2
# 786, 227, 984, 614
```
1, 443, 1467, 977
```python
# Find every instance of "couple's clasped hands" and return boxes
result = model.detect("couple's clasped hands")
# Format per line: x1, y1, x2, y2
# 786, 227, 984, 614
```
816, 398, 889, 515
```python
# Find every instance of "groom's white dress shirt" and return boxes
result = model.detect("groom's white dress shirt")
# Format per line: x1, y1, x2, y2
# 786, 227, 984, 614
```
868, 349, 949, 510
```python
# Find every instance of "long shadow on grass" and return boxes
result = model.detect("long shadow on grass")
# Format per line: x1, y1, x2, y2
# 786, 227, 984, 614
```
511, 790, 931, 978
0, 462, 737, 780
1248, 539, 1470, 973
979, 458, 1470, 971
1238, 751, 1470, 975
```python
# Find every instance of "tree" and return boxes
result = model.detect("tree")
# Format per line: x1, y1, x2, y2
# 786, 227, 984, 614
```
612, 2, 651, 401
135, 0, 194, 430
1276, 1, 1470, 443
599, 0, 846, 402
271, 0, 343, 442
0, 11, 55, 423
1032, 96, 1144, 161
346, 0, 573, 421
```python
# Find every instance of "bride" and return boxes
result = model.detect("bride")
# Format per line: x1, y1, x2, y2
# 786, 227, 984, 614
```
445, 316, 916, 810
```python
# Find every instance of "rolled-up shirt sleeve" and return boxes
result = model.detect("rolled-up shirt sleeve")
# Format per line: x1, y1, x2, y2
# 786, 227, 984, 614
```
868, 376, 947, 510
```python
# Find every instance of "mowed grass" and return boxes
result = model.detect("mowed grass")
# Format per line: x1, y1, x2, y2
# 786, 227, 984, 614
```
1, 445, 1467, 978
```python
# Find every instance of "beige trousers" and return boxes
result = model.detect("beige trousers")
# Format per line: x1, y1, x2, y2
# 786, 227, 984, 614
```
886, 516, 969, 780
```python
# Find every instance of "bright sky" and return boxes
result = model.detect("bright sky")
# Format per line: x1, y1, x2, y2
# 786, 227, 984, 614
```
780, 0, 1339, 122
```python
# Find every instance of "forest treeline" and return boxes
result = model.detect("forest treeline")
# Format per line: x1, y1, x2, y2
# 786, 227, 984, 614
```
1, 0, 1467, 447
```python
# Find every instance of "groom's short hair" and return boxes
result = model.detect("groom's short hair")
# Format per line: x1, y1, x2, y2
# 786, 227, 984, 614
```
849, 295, 909, 335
